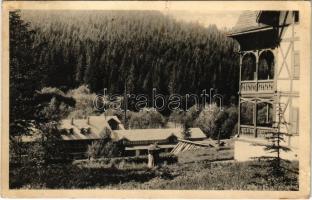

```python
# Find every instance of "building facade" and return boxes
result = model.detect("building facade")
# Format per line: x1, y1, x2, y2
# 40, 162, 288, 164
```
228, 11, 300, 161
112, 128, 207, 156
59, 116, 206, 158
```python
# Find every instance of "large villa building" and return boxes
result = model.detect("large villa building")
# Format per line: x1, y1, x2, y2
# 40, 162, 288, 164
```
228, 11, 301, 161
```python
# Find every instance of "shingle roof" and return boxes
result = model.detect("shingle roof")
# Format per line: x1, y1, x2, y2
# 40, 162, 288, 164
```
125, 144, 176, 150
59, 115, 120, 140
229, 11, 271, 36
112, 128, 206, 142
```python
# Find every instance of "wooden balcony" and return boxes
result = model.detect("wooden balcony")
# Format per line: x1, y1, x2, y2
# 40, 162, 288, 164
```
240, 80, 274, 94
240, 125, 275, 138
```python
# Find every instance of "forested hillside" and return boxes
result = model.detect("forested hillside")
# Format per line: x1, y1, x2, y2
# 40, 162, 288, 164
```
20, 10, 239, 101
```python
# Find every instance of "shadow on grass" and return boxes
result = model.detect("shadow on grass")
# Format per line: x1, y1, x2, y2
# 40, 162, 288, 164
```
248, 159, 299, 190
10, 163, 157, 189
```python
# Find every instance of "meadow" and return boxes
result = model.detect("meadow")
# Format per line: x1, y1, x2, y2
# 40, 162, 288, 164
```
10, 143, 298, 190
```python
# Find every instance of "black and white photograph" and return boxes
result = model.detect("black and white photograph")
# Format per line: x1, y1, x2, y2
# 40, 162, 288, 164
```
1, 1, 311, 198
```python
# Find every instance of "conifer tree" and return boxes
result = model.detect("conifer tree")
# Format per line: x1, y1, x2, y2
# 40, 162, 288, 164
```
9, 10, 39, 137
254, 102, 291, 177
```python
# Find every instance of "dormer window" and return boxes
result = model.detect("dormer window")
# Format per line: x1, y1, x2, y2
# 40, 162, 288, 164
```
87, 128, 91, 134
80, 128, 91, 135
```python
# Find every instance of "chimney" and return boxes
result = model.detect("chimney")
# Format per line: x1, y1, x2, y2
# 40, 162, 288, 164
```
87, 117, 90, 125
71, 118, 74, 125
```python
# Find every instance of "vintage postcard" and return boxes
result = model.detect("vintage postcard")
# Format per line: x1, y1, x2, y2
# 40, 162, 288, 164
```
1, 1, 311, 198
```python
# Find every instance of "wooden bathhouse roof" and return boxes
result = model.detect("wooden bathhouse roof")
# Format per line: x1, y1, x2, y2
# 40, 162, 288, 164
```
171, 139, 215, 155
112, 128, 206, 142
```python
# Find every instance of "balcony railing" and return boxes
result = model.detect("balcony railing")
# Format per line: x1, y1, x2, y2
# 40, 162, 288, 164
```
240, 125, 275, 138
241, 80, 274, 94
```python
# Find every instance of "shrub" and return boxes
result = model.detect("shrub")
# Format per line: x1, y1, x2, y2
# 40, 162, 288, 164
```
76, 153, 178, 167
104, 108, 125, 121
194, 103, 220, 137
86, 132, 122, 159
194, 104, 238, 139
220, 106, 238, 139
34, 87, 76, 108
37, 97, 72, 121
128, 109, 165, 129
66, 85, 98, 118
231, 123, 238, 136
181, 122, 191, 139
184, 105, 201, 126
169, 105, 201, 128
168, 109, 184, 127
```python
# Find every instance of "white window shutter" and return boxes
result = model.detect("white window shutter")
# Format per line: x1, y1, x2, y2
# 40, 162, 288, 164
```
290, 107, 299, 134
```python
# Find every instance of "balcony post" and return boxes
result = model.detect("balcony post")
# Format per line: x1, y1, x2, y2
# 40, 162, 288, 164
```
255, 50, 259, 92
237, 52, 243, 137
239, 52, 242, 91
253, 101, 257, 137
238, 96, 241, 137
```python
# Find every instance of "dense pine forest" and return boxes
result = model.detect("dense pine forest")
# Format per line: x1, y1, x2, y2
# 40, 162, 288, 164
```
19, 10, 239, 100
9, 11, 299, 191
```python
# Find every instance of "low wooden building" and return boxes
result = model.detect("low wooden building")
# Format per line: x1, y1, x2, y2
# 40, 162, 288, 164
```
11, 115, 124, 160
16, 115, 207, 159
58, 115, 124, 159
112, 128, 207, 156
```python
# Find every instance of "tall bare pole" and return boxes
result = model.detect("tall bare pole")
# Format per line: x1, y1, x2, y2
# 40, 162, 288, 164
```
124, 81, 127, 126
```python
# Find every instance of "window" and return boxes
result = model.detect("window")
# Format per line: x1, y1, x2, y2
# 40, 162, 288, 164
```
240, 102, 254, 126
293, 11, 299, 23
256, 103, 273, 127
241, 53, 256, 81
293, 51, 300, 79
258, 51, 275, 80
290, 107, 299, 134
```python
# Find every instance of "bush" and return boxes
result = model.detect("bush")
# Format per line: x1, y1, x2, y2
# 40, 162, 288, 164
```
76, 153, 178, 166
34, 87, 76, 108
67, 85, 98, 118
169, 105, 201, 128
231, 123, 238, 137
128, 109, 166, 129
34, 87, 75, 122
86, 135, 121, 159
194, 104, 238, 139
220, 106, 238, 139
194, 103, 220, 137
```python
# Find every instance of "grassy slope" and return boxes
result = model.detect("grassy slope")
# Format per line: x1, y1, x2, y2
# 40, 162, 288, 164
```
10, 159, 298, 190
102, 160, 298, 190
9, 139, 298, 190
10, 138, 298, 190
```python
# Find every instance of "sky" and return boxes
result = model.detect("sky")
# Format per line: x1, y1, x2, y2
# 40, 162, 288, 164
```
20, 0, 244, 30
164, 10, 241, 30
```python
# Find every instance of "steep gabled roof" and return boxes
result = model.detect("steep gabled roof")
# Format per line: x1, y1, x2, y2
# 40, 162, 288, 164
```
112, 128, 206, 142
59, 116, 114, 140
228, 11, 272, 36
